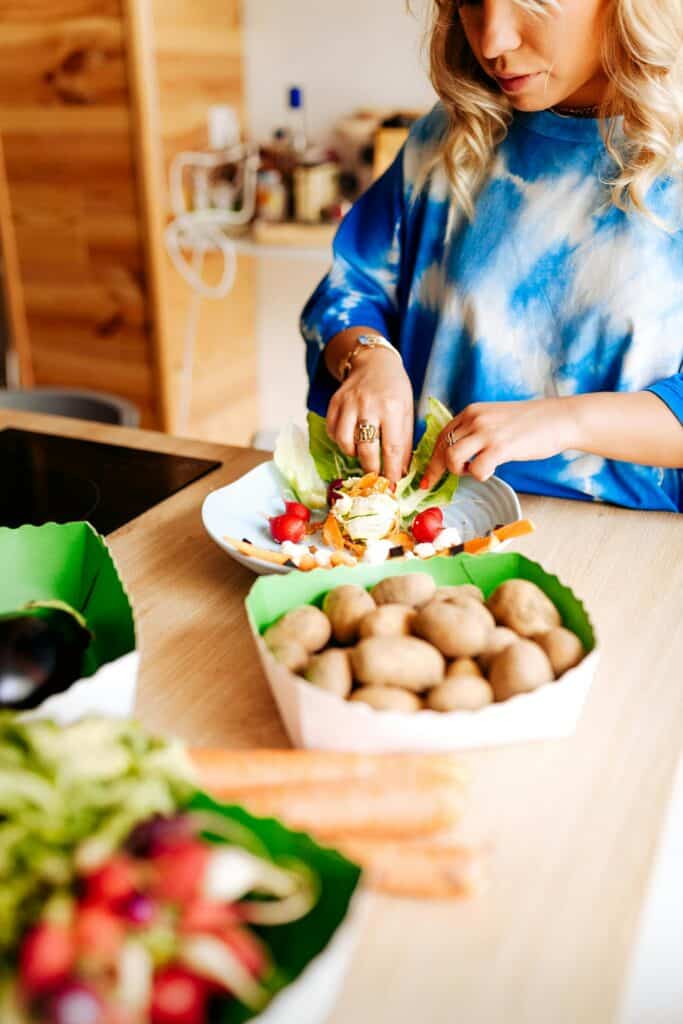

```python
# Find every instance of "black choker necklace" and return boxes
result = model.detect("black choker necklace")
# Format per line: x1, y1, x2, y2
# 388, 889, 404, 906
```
551, 103, 600, 119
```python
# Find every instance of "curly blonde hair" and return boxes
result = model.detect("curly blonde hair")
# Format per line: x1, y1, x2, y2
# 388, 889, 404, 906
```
424, 0, 683, 221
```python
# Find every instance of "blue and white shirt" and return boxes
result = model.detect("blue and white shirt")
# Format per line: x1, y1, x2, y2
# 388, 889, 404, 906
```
301, 105, 683, 512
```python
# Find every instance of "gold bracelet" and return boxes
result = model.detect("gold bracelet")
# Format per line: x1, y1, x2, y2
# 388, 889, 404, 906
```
337, 334, 400, 381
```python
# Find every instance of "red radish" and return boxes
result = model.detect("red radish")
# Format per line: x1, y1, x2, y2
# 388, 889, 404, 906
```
122, 892, 157, 926
74, 906, 124, 967
150, 841, 211, 904
150, 967, 208, 1024
411, 507, 444, 544
327, 478, 344, 506
19, 921, 75, 996
222, 927, 268, 978
84, 856, 138, 909
126, 814, 194, 857
284, 501, 310, 522
268, 514, 306, 544
47, 980, 105, 1024
180, 899, 240, 937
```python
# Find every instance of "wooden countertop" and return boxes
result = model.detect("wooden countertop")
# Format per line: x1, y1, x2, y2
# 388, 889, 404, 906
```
3, 409, 683, 1024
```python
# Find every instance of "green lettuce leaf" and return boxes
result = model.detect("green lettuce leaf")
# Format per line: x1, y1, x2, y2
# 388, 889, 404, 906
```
273, 423, 327, 510
307, 412, 361, 484
395, 397, 458, 523
276, 399, 457, 523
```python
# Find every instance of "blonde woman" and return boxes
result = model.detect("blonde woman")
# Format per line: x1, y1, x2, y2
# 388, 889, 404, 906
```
301, 0, 683, 510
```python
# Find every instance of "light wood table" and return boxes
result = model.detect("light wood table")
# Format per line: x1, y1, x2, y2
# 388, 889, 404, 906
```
3, 410, 683, 1024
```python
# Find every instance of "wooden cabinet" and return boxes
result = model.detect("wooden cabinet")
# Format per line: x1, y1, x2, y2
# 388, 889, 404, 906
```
0, 0, 258, 443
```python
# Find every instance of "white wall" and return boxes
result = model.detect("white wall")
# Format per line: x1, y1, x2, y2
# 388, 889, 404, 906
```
242, 0, 436, 436
243, 0, 435, 145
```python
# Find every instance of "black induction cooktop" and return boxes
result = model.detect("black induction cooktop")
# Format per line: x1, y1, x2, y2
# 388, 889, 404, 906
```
0, 428, 221, 534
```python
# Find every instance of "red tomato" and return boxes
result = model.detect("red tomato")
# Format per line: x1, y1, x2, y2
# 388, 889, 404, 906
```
411, 507, 444, 544
284, 501, 311, 522
84, 855, 138, 909
150, 967, 208, 1024
150, 841, 211, 905
19, 921, 75, 996
74, 905, 125, 967
268, 513, 306, 544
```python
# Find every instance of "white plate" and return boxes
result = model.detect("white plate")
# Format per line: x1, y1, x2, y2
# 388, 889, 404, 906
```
202, 460, 522, 575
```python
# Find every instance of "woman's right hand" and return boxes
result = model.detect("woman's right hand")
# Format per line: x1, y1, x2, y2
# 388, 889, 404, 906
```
326, 347, 414, 482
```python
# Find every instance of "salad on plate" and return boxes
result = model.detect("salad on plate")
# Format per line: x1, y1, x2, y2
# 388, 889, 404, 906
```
227, 399, 531, 571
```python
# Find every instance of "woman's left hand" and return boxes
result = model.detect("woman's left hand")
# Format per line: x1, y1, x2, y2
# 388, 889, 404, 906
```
420, 398, 578, 489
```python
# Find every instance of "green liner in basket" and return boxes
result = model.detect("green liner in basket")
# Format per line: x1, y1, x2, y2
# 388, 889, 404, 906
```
0, 522, 136, 685
188, 791, 363, 1024
246, 552, 596, 652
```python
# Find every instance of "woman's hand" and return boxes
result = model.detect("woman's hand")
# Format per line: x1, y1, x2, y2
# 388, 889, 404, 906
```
326, 348, 414, 482
420, 398, 578, 489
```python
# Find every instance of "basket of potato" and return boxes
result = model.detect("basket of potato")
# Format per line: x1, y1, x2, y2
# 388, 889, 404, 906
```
245, 554, 598, 752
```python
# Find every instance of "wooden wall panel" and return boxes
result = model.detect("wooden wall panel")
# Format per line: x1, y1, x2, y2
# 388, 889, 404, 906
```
0, 0, 255, 442
0, 0, 160, 426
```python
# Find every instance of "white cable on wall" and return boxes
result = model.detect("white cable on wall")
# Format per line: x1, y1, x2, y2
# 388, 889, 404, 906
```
164, 147, 259, 433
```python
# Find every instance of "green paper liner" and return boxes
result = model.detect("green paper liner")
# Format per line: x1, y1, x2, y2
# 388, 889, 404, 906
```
0, 522, 136, 681
246, 552, 596, 652
188, 791, 363, 1024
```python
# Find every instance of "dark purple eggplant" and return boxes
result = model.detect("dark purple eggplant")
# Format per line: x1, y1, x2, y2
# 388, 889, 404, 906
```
0, 603, 91, 710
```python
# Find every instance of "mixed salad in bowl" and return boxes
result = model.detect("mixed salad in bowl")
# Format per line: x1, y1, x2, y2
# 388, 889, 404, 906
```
0, 716, 361, 1024
266, 399, 468, 570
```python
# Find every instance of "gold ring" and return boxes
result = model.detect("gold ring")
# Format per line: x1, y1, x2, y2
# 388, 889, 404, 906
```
356, 421, 380, 444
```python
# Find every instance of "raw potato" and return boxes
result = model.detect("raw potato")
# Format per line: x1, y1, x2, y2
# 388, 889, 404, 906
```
533, 627, 584, 676
323, 585, 376, 644
414, 601, 494, 659
268, 641, 309, 674
478, 627, 519, 673
264, 606, 331, 653
350, 686, 422, 713
488, 640, 554, 701
426, 676, 494, 712
446, 658, 484, 679
359, 604, 417, 639
350, 636, 445, 692
370, 572, 436, 609
487, 579, 561, 637
305, 649, 353, 698
433, 584, 485, 605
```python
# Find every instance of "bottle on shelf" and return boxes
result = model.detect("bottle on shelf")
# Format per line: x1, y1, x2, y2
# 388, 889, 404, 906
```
286, 85, 308, 158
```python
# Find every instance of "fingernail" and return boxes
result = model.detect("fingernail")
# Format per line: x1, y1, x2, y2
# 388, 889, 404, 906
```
419, 476, 430, 490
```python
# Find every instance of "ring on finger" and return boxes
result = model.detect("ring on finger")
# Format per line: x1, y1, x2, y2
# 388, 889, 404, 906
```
356, 420, 380, 444
445, 429, 463, 448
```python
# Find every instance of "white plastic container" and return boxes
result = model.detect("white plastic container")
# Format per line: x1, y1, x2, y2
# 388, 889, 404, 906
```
246, 553, 598, 753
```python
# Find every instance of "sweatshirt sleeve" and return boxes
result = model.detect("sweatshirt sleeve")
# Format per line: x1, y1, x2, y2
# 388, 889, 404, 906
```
646, 374, 683, 425
300, 149, 406, 415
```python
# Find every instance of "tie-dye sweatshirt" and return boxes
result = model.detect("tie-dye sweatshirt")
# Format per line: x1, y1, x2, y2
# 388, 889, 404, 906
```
301, 104, 683, 512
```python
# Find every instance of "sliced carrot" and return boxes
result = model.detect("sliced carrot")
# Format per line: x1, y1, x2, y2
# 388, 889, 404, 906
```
493, 519, 535, 542
322, 513, 345, 551
387, 530, 414, 551
463, 536, 493, 555
349, 472, 379, 496
223, 536, 290, 566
